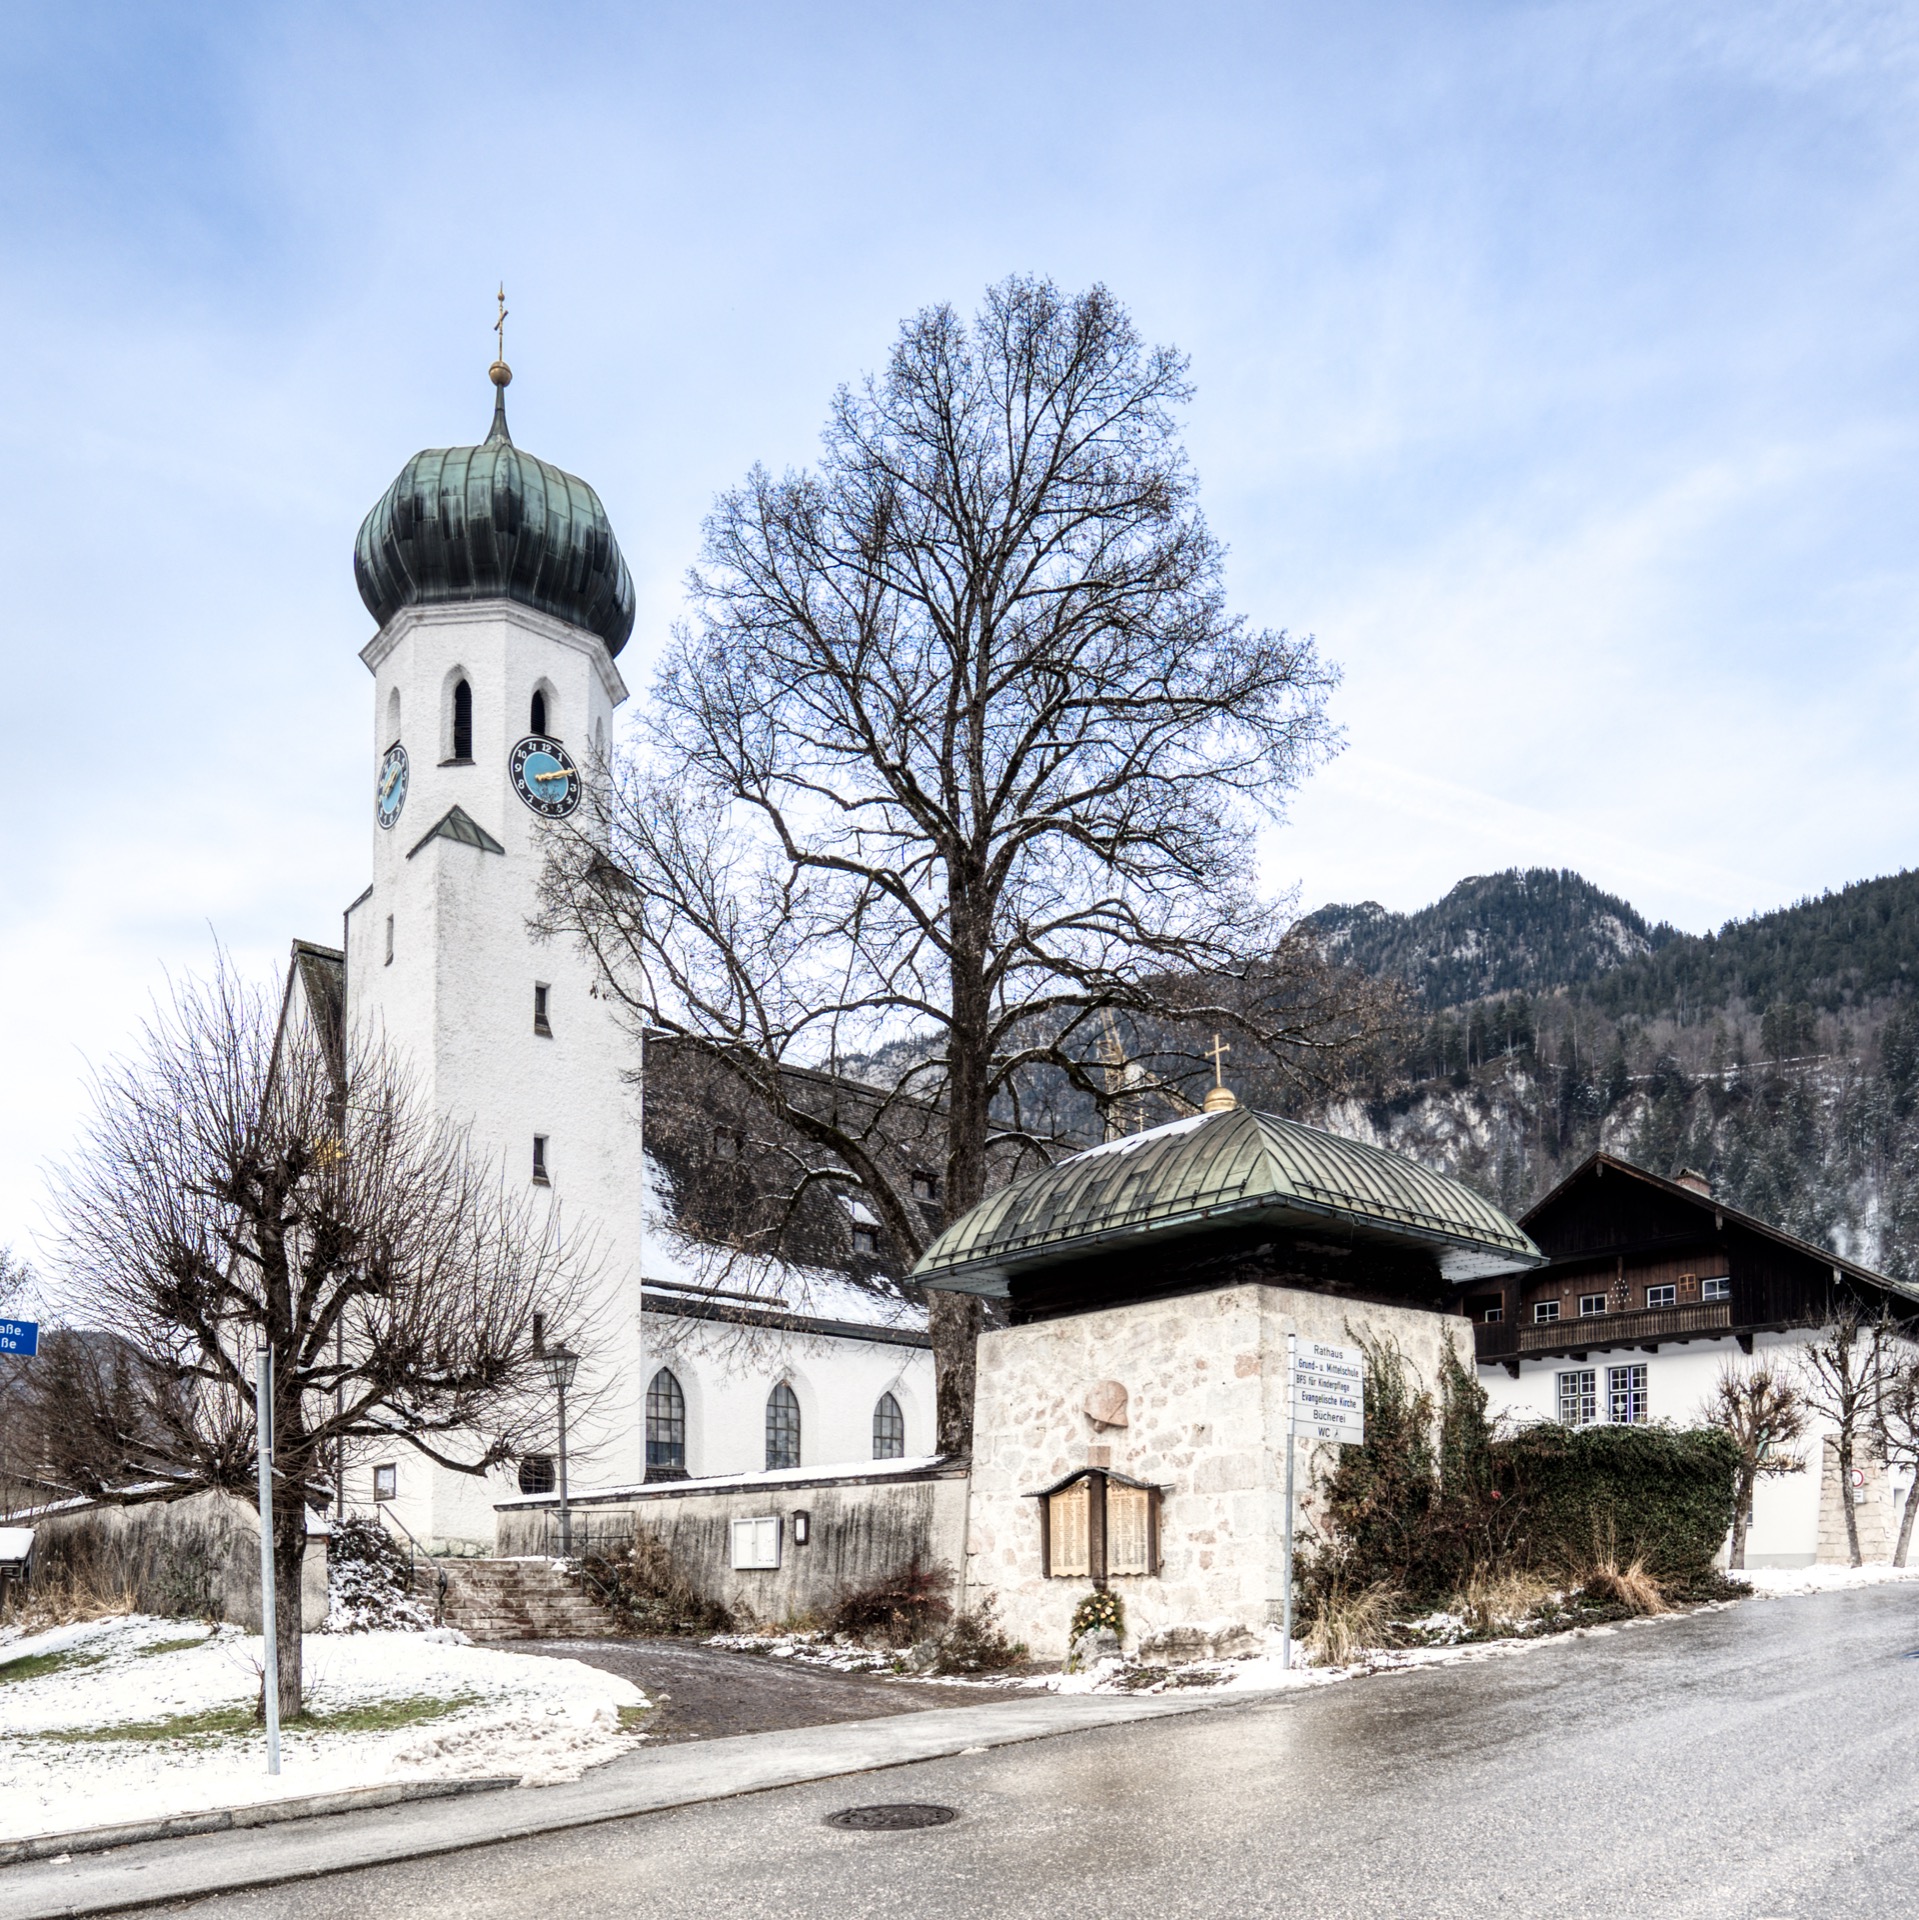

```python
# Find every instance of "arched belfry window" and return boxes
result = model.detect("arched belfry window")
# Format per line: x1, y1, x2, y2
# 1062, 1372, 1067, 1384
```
451, 678, 473, 761
765, 1381, 801, 1471
530, 688, 548, 736
646, 1368, 686, 1475
873, 1392, 905, 1460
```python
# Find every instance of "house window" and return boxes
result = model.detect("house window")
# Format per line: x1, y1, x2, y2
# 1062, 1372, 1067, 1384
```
713, 1126, 743, 1160
373, 1463, 398, 1501
765, 1381, 801, 1471
534, 984, 552, 1036
1534, 1300, 1561, 1324
518, 1454, 555, 1495
730, 1516, 781, 1570
530, 688, 548, 736
1647, 1285, 1677, 1308
1579, 1294, 1607, 1317
384, 914, 394, 966
1609, 1364, 1649, 1424
451, 678, 473, 761
873, 1392, 905, 1459
911, 1171, 940, 1203
532, 1135, 550, 1184
852, 1227, 878, 1257
646, 1368, 687, 1473
1702, 1276, 1731, 1301
1557, 1370, 1598, 1428
1481, 1305, 1504, 1324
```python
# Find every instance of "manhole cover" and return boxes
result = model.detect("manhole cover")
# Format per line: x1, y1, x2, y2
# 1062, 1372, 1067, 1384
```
824, 1803, 959, 1832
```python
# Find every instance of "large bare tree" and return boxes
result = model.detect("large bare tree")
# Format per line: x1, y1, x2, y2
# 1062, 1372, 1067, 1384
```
48, 961, 595, 1716
541, 275, 1381, 1452
1796, 1305, 1895, 1568
1702, 1359, 1809, 1570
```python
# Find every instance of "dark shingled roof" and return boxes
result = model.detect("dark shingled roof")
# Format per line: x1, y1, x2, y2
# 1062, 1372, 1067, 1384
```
913, 1105, 1541, 1297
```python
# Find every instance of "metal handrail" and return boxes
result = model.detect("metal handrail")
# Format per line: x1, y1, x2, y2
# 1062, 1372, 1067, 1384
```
369, 1503, 451, 1625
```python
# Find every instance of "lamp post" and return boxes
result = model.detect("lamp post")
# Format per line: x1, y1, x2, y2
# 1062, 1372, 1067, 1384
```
254, 1332, 281, 1775
542, 1344, 579, 1557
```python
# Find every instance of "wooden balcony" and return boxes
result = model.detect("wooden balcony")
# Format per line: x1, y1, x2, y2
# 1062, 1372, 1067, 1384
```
1476, 1301, 1734, 1364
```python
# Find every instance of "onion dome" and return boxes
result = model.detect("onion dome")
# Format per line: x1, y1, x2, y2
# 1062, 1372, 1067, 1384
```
354, 365, 635, 655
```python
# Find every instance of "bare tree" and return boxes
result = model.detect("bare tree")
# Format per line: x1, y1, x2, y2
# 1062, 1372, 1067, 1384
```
1702, 1359, 1809, 1570
1796, 1305, 1896, 1568
1874, 1352, 1919, 1567
541, 275, 1383, 1452
47, 961, 595, 1716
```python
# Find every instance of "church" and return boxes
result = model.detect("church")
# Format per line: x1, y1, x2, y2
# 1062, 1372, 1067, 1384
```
290, 349, 934, 1555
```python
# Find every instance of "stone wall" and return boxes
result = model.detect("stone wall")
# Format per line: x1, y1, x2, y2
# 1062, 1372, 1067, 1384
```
963, 1281, 1475, 1661
21, 1490, 329, 1629
498, 1462, 970, 1625
1815, 1434, 1896, 1565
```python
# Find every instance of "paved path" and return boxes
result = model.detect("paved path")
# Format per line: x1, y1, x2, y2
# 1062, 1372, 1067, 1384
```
9, 1586, 1919, 1918
500, 1637, 984, 1741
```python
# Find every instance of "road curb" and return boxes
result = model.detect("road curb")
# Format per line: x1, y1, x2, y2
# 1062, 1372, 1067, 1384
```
0, 1776, 519, 1869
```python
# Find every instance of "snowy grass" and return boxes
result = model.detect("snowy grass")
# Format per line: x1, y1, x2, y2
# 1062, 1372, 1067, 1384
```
0, 1615, 650, 1844
1730, 1562, 1919, 1597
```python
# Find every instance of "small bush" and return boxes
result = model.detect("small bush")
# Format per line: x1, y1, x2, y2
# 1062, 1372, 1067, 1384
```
1578, 1558, 1667, 1616
1068, 1588, 1125, 1643
582, 1529, 733, 1636
826, 1558, 953, 1646
326, 1516, 431, 1632
932, 1596, 1026, 1674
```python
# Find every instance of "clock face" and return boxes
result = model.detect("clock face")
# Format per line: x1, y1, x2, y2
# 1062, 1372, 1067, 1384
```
375, 743, 409, 830
510, 735, 582, 819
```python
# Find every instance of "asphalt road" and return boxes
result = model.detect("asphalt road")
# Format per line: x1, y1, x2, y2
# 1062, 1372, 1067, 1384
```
499, 1637, 985, 1741
168, 1586, 1919, 1919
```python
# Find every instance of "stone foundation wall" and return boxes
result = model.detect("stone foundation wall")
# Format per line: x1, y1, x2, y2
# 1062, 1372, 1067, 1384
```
963, 1281, 1475, 1661
498, 1463, 970, 1626
1815, 1434, 1896, 1565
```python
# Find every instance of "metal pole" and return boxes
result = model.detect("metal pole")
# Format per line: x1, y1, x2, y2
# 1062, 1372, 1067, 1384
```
556, 1381, 572, 1558
254, 1344, 281, 1775
1281, 1332, 1297, 1671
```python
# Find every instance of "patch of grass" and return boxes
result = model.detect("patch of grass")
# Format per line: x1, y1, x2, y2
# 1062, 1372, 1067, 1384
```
617, 1704, 651, 1732
36, 1692, 482, 1745
137, 1635, 214, 1658
0, 1648, 107, 1684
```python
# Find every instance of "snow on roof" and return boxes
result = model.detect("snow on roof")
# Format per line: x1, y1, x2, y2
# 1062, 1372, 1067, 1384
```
641, 1154, 925, 1333
496, 1453, 948, 1507
1065, 1113, 1209, 1163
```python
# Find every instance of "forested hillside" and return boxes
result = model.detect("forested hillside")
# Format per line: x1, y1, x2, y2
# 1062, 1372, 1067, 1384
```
1302, 867, 1919, 1281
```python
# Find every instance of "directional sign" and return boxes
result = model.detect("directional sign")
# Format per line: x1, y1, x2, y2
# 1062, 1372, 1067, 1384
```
1290, 1338, 1364, 1443
0, 1320, 39, 1357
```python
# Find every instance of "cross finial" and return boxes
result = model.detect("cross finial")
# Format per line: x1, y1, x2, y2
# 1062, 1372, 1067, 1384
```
489, 284, 513, 392
1207, 1032, 1231, 1087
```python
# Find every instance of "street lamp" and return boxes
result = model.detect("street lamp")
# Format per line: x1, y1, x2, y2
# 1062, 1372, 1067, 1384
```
541, 1344, 579, 1557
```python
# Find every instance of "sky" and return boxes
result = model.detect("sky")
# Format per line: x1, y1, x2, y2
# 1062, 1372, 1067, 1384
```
2, 0, 1917, 1264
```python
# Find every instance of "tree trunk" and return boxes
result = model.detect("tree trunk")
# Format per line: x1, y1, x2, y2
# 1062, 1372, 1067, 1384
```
929, 1289, 984, 1458
269, 1470, 308, 1721
1838, 1430, 1863, 1568
1728, 1468, 1754, 1571
1897, 1476, 1919, 1569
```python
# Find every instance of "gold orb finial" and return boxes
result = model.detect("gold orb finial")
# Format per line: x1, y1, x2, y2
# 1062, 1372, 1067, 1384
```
490, 360, 512, 388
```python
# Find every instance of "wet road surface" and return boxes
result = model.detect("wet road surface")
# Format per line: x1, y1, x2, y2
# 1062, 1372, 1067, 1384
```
496, 1637, 985, 1741
170, 1584, 1919, 1918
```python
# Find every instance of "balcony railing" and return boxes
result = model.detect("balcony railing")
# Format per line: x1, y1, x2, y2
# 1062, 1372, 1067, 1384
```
1476, 1301, 1733, 1362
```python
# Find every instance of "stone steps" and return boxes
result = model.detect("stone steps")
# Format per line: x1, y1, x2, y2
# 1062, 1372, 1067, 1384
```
410, 1556, 618, 1640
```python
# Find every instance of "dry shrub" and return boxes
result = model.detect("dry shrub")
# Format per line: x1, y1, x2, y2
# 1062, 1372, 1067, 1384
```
582, 1528, 733, 1636
1305, 1575, 1400, 1667
0, 1571, 138, 1630
932, 1596, 1026, 1674
1461, 1565, 1556, 1636
1580, 1558, 1668, 1616
825, 1557, 953, 1646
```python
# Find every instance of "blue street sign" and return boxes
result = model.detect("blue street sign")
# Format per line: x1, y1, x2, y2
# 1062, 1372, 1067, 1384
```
0, 1320, 39, 1357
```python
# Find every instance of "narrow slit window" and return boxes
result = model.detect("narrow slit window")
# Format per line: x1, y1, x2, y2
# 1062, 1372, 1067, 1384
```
451, 679, 473, 760
384, 914, 394, 966
530, 688, 548, 736
534, 983, 552, 1036
532, 1135, 549, 1184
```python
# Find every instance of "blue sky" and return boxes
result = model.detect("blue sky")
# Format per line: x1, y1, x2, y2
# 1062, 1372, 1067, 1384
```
3, 1, 1917, 1258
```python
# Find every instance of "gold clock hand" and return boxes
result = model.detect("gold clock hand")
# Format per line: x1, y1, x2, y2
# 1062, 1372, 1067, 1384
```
534, 767, 572, 783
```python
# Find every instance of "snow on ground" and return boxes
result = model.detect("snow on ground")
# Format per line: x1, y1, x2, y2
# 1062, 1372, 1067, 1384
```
1732, 1563, 1919, 1597
0, 1616, 648, 1843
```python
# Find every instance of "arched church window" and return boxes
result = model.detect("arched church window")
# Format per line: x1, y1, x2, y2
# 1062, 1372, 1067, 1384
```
646, 1368, 687, 1473
873, 1392, 905, 1460
385, 686, 401, 748
530, 688, 548, 736
518, 1454, 555, 1495
765, 1381, 801, 1471
451, 679, 473, 761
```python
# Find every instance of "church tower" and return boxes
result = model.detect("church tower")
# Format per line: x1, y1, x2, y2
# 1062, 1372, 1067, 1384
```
342, 341, 646, 1550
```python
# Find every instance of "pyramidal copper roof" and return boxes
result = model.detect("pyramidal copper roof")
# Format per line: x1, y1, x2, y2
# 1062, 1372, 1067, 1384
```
912, 1106, 1541, 1296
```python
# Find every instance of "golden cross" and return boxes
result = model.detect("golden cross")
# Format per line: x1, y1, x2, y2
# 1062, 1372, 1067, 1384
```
1207, 1032, 1231, 1087
494, 284, 508, 361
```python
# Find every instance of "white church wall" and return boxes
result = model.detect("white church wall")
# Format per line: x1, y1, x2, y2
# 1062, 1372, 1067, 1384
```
964, 1280, 1476, 1662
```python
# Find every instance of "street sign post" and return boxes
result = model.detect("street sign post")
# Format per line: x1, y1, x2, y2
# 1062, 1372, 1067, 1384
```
0, 1320, 39, 1357
1280, 1337, 1366, 1669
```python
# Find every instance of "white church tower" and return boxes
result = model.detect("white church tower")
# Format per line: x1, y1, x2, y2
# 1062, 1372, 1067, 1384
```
341, 343, 647, 1551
